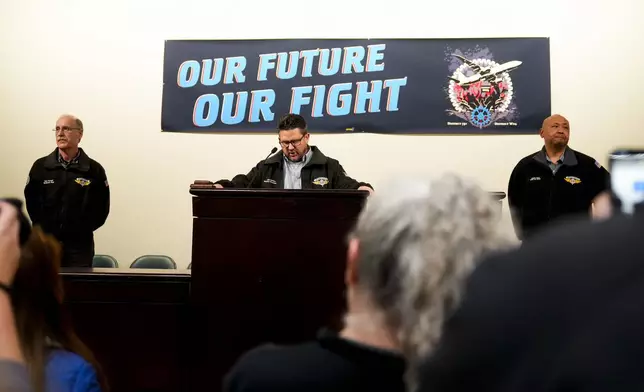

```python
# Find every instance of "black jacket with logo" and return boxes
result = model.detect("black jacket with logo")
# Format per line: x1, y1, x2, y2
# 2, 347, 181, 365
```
24, 148, 110, 245
216, 146, 372, 190
508, 147, 609, 240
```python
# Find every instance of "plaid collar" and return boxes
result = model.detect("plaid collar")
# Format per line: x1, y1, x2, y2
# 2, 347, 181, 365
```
58, 149, 80, 166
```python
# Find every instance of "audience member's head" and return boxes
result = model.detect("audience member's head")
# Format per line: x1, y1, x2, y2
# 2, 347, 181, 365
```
12, 227, 107, 392
342, 174, 514, 386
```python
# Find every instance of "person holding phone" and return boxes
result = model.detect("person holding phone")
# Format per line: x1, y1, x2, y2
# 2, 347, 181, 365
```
508, 114, 610, 240
1, 198, 107, 391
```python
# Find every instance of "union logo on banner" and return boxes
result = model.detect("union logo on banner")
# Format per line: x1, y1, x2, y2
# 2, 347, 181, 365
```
445, 52, 522, 129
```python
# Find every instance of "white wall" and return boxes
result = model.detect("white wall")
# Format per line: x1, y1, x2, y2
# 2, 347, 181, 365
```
1, 0, 642, 268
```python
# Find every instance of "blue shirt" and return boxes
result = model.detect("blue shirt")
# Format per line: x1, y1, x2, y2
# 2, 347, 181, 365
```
46, 350, 101, 392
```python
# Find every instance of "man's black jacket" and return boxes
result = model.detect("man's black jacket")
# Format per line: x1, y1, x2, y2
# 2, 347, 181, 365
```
24, 148, 110, 244
216, 146, 372, 190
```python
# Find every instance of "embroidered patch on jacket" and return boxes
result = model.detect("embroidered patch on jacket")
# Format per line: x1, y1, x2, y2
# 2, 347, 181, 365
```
530, 177, 541, 181
313, 177, 329, 186
263, 179, 277, 185
75, 178, 91, 187
564, 176, 582, 185
43, 179, 55, 185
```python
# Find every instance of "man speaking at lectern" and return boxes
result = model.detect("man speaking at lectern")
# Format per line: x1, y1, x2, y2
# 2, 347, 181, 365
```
214, 114, 373, 192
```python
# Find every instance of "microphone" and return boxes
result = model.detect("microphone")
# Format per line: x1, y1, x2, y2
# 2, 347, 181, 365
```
247, 147, 278, 188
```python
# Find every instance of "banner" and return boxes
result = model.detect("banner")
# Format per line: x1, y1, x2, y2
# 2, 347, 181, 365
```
162, 38, 550, 134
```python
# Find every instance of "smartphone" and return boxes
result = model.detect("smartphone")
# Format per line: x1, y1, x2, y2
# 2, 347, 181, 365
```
609, 149, 644, 215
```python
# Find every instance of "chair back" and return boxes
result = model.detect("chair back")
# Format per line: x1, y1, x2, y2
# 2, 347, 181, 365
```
93, 254, 119, 268
130, 255, 177, 269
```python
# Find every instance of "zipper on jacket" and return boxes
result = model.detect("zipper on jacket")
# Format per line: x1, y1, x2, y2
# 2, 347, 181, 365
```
547, 173, 555, 220
59, 168, 68, 232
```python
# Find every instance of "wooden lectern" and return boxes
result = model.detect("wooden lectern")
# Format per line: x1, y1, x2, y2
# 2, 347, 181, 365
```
189, 188, 368, 391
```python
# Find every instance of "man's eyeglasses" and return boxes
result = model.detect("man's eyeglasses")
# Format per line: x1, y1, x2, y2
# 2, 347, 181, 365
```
279, 136, 305, 148
52, 126, 82, 133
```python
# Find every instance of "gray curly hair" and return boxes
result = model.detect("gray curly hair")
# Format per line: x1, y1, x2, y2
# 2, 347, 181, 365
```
349, 174, 514, 388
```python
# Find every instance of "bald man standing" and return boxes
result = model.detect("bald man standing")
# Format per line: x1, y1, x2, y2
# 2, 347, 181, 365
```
24, 115, 110, 267
508, 114, 610, 240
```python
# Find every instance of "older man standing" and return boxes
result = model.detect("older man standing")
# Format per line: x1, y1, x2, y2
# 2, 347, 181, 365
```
24, 114, 110, 267
508, 114, 610, 240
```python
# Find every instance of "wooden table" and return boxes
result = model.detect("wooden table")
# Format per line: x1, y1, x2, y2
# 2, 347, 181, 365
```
61, 268, 191, 392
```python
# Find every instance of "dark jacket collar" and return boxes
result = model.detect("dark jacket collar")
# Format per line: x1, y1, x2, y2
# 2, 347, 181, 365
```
44, 148, 91, 172
265, 145, 328, 166
316, 329, 405, 372
533, 146, 578, 167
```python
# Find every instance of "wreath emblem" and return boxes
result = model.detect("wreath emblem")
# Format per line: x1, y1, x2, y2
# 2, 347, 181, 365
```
447, 55, 521, 129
